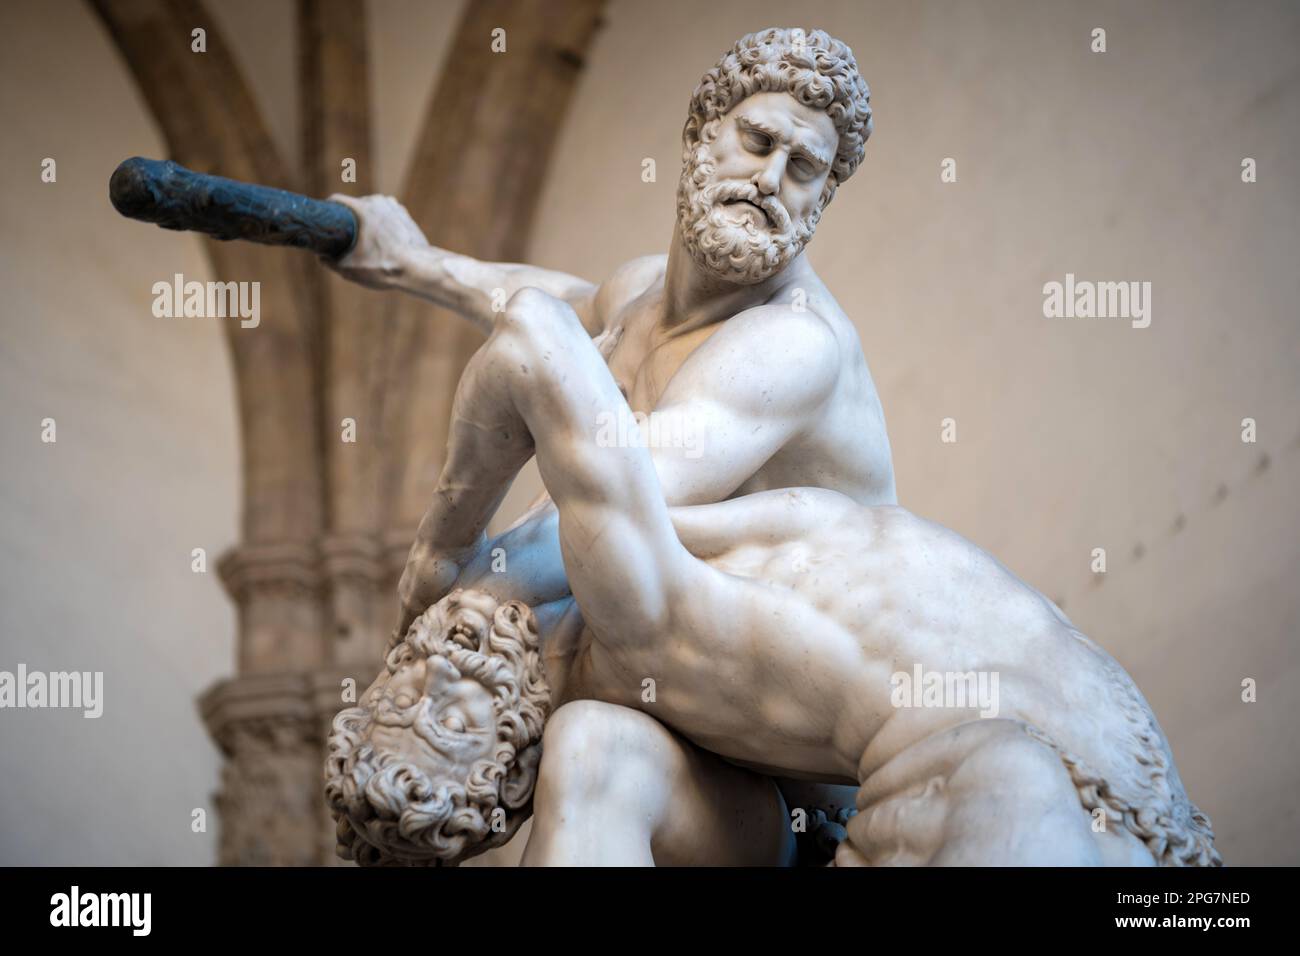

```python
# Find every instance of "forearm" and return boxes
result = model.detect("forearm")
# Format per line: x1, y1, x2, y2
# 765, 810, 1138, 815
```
392, 245, 595, 336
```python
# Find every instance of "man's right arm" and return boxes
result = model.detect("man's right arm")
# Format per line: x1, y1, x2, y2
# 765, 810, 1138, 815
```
326, 194, 600, 335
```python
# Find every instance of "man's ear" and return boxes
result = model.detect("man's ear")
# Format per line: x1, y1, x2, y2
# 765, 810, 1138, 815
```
501, 745, 541, 808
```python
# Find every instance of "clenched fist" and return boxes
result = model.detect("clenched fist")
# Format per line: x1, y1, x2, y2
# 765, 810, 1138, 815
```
325, 194, 432, 290
394, 536, 487, 641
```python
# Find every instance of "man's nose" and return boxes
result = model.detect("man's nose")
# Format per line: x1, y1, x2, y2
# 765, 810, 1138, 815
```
424, 654, 458, 693
753, 151, 786, 196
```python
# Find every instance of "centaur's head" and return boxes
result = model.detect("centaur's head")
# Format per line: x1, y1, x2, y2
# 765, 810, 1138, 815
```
677, 27, 873, 285
324, 590, 550, 865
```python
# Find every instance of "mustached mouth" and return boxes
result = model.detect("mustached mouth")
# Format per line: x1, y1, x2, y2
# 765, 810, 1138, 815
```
447, 623, 478, 650
721, 198, 775, 228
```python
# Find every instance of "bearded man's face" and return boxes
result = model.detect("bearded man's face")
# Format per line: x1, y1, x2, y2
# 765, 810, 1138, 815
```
678, 91, 839, 285
325, 590, 548, 865
364, 644, 500, 787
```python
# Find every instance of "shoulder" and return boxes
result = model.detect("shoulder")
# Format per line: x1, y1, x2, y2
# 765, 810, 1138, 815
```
676, 305, 841, 413
711, 304, 840, 374
592, 255, 667, 329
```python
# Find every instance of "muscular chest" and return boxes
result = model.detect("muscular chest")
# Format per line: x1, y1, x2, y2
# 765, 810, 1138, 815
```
605, 298, 720, 413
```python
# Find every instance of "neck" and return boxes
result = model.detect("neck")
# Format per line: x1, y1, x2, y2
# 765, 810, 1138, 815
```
662, 221, 811, 336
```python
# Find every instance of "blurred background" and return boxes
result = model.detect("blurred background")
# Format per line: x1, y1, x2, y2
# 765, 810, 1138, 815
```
1, 0, 1296, 865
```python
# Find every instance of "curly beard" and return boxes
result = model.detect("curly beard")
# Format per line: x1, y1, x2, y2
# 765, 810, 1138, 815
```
676, 140, 822, 285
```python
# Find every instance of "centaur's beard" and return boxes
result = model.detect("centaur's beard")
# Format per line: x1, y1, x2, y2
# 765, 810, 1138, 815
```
677, 141, 822, 285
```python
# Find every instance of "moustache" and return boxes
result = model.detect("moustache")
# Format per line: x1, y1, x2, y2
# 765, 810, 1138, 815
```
707, 183, 793, 233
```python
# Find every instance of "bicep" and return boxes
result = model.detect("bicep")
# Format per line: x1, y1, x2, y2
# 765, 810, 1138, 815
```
498, 261, 598, 330
648, 397, 795, 505
491, 255, 662, 339
436, 253, 595, 333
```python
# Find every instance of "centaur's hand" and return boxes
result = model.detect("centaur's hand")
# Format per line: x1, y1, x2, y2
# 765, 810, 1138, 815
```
394, 535, 488, 640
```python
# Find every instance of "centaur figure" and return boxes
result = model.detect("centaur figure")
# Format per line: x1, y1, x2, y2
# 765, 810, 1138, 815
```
323, 29, 1219, 866
324, 283, 1221, 867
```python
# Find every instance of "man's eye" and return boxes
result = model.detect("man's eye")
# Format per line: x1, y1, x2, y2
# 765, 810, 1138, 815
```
441, 714, 466, 733
741, 129, 772, 153
790, 157, 817, 180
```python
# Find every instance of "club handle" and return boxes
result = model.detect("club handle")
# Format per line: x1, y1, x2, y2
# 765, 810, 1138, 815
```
109, 156, 357, 258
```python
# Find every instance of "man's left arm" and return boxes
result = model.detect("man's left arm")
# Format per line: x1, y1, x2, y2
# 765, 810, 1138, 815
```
646, 306, 841, 506
394, 306, 837, 632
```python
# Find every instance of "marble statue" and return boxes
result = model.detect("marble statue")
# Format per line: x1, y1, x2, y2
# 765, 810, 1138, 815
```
321, 28, 1220, 867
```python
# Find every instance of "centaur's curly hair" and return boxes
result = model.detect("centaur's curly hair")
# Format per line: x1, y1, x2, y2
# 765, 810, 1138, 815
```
324, 590, 550, 866
684, 27, 873, 209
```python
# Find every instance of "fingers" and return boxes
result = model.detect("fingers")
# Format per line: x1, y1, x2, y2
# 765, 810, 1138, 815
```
326, 194, 428, 244
392, 538, 484, 640
395, 608, 418, 642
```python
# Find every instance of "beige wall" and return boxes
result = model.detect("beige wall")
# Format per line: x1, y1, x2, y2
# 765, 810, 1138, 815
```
0, 1, 236, 864
1, 0, 1295, 865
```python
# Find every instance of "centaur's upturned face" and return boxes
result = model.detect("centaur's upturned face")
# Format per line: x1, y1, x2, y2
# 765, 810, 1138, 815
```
325, 591, 549, 865
679, 91, 839, 285
365, 649, 499, 786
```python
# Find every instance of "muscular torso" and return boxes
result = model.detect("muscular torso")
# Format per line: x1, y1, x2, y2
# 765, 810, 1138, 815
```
600, 260, 897, 508
581, 490, 1179, 808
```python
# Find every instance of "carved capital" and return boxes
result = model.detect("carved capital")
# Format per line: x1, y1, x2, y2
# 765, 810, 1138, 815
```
217, 540, 323, 602
200, 669, 356, 866
319, 533, 386, 588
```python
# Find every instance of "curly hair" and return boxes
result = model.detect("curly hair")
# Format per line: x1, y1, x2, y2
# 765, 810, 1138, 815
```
683, 27, 873, 209
323, 590, 550, 866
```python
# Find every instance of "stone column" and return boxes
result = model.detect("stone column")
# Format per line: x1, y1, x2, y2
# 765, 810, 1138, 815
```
96, 0, 608, 866
198, 543, 332, 864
